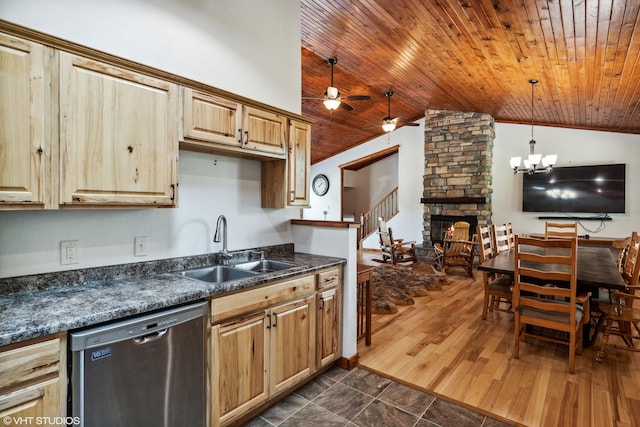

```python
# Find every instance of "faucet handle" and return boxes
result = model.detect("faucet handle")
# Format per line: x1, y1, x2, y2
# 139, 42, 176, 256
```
250, 250, 264, 260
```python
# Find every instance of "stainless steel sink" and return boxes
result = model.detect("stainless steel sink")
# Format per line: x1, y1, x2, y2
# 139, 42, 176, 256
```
232, 259, 297, 273
172, 265, 258, 283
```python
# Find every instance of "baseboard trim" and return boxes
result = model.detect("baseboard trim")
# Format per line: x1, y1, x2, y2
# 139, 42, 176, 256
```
337, 353, 359, 370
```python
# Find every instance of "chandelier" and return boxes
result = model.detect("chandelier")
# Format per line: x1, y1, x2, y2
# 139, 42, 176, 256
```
509, 79, 557, 174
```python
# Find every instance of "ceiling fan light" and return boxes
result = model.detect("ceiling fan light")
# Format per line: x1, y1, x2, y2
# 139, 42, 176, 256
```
326, 86, 339, 99
382, 118, 396, 132
323, 98, 341, 110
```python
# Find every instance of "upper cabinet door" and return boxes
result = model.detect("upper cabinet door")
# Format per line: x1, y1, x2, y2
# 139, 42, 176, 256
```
242, 106, 286, 155
59, 53, 178, 206
0, 33, 47, 207
182, 88, 243, 147
287, 120, 311, 206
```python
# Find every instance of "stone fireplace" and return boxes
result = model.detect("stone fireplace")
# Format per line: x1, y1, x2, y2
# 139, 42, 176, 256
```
421, 110, 494, 246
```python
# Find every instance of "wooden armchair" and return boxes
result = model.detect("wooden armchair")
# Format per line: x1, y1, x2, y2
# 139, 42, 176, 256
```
434, 221, 477, 277
513, 236, 589, 374
595, 231, 640, 361
377, 223, 417, 265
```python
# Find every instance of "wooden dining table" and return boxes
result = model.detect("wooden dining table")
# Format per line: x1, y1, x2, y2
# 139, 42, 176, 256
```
476, 244, 626, 293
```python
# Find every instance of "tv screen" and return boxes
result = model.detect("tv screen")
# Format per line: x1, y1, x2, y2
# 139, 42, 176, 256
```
522, 163, 626, 213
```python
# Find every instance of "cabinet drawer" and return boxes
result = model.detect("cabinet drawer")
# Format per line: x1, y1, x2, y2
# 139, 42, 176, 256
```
0, 338, 60, 390
211, 275, 315, 324
317, 267, 341, 290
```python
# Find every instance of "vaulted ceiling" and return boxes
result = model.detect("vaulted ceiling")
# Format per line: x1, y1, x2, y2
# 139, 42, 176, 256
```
300, 0, 640, 164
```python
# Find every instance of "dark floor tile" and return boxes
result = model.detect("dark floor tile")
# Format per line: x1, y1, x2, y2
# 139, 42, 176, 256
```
378, 381, 437, 417
278, 402, 349, 427
242, 415, 274, 427
422, 398, 486, 427
339, 367, 393, 397
323, 365, 351, 381
259, 393, 309, 425
295, 373, 338, 400
313, 382, 374, 420
351, 399, 418, 427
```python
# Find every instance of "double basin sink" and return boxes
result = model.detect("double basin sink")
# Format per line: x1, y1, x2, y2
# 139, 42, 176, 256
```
172, 259, 298, 284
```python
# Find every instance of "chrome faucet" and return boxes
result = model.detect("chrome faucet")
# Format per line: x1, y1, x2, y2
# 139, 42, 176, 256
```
214, 215, 232, 264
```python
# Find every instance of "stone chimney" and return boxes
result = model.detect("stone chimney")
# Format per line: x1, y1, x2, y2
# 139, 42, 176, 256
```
421, 110, 494, 244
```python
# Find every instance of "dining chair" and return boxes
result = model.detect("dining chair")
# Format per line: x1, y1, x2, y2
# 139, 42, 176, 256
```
492, 223, 510, 253
595, 231, 640, 361
544, 221, 578, 239
513, 236, 590, 374
436, 221, 477, 277
477, 225, 512, 319
505, 222, 515, 248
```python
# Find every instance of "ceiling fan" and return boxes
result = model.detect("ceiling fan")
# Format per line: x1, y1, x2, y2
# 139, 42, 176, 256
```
303, 58, 370, 111
381, 91, 420, 132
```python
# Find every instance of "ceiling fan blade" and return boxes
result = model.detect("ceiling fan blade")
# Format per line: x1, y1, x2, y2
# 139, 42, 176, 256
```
341, 102, 355, 111
345, 95, 371, 101
403, 123, 420, 126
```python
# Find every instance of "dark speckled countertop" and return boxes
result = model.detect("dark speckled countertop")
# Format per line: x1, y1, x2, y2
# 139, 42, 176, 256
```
0, 244, 345, 347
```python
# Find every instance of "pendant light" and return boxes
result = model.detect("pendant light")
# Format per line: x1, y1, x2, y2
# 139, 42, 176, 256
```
509, 79, 557, 174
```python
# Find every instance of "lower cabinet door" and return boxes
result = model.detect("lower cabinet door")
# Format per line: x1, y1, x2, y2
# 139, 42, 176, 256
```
0, 378, 61, 422
317, 286, 341, 368
211, 312, 268, 426
269, 295, 316, 395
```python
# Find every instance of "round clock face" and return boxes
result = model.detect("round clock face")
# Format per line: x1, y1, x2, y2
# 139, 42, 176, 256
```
312, 174, 329, 196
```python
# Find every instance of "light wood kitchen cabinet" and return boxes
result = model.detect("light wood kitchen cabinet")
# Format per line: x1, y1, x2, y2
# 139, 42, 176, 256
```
59, 52, 179, 206
317, 267, 342, 368
0, 32, 50, 208
210, 275, 316, 426
181, 88, 287, 158
287, 120, 311, 206
261, 119, 311, 208
0, 335, 66, 423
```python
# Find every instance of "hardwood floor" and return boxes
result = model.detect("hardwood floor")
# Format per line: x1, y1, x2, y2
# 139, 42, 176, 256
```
356, 250, 640, 427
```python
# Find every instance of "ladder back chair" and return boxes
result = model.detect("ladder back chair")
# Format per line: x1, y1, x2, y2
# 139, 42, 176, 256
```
513, 236, 590, 374
477, 225, 512, 319
505, 222, 516, 248
492, 223, 511, 253
544, 221, 578, 239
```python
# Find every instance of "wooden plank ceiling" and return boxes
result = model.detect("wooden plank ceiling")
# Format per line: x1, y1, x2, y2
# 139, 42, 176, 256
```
301, 0, 640, 164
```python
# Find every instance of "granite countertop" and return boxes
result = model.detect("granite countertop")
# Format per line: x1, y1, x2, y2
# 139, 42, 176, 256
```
0, 245, 345, 347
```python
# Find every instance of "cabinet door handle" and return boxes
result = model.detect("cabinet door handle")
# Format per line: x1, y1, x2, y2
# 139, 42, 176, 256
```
266, 313, 271, 329
319, 298, 324, 310
243, 130, 249, 145
272, 313, 278, 328
290, 190, 295, 203
238, 129, 243, 143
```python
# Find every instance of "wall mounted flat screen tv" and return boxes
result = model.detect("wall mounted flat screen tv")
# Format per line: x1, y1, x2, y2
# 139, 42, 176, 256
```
522, 163, 626, 213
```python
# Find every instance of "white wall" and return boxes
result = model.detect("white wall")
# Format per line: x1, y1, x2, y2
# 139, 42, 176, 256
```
306, 119, 640, 245
0, 0, 302, 278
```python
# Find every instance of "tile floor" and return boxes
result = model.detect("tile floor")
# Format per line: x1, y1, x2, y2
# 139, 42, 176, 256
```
245, 366, 515, 427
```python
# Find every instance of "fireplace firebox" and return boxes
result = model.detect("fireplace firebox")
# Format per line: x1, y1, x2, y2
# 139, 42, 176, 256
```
429, 215, 478, 245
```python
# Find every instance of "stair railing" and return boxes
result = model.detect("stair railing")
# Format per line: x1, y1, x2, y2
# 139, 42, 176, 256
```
359, 187, 398, 244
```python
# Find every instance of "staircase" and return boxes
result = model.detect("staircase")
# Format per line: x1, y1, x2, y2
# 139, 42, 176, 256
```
359, 187, 398, 245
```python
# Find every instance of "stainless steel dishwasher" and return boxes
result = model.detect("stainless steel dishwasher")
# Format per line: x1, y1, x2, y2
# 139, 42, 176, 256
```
69, 301, 207, 427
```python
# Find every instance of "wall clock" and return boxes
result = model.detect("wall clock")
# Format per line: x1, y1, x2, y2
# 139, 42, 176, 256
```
312, 174, 330, 196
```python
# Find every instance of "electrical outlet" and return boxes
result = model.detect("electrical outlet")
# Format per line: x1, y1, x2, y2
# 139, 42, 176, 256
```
61, 240, 79, 265
134, 236, 148, 257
